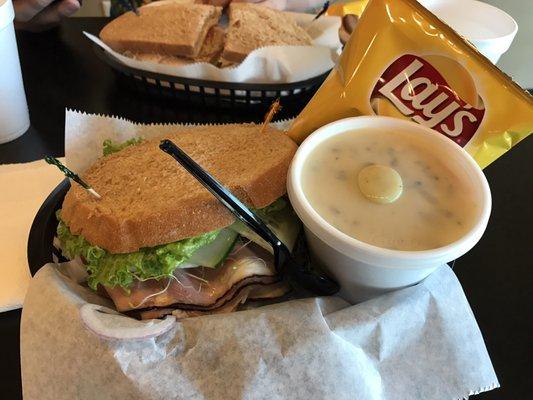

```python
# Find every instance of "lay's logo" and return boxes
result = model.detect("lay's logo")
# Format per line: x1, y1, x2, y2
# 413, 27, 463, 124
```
371, 54, 485, 146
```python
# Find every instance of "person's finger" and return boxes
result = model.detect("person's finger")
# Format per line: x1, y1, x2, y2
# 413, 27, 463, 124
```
339, 14, 358, 46
338, 28, 350, 46
13, 0, 57, 23
15, 0, 80, 32
342, 14, 358, 34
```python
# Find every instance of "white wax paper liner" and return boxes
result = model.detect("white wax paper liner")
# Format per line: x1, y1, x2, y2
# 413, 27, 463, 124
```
21, 264, 498, 400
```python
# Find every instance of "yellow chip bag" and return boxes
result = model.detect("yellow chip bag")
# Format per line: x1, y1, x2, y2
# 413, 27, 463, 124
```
290, 0, 533, 168
327, 0, 369, 17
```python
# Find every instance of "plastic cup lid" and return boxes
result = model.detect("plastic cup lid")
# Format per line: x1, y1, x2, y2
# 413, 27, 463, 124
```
0, 0, 15, 32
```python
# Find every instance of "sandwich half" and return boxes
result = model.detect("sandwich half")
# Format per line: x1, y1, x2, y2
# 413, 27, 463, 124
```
124, 26, 226, 65
220, 3, 313, 65
99, 2, 222, 58
56, 124, 300, 319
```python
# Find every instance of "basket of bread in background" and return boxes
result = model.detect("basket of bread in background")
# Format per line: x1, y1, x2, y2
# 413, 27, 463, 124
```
85, 0, 342, 105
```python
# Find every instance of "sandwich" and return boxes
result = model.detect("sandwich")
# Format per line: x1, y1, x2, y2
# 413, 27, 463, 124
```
99, 2, 312, 67
220, 3, 313, 65
99, 2, 222, 59
56, 124, 300, 319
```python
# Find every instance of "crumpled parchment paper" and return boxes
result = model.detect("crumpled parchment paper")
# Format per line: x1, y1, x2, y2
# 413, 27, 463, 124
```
84, 11, 341, 84
20, 111, 498, 399
21, 264, 498, 400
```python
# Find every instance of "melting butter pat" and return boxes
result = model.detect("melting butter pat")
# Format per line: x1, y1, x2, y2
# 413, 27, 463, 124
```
358, 164, 403, 204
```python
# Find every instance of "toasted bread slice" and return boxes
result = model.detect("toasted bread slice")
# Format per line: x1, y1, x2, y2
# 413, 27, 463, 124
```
123, 26, 226, 65
122, 51, 164, 63
124, 52, 187, 67
221, 3, 313, 64
100, 3, 222, 58
61, 124, 297, 254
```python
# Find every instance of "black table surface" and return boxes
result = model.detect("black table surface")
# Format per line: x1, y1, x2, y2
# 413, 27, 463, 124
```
1, 17, 531, 400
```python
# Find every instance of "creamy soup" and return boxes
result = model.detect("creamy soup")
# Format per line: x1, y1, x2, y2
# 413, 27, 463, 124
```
301, 129, 480, 251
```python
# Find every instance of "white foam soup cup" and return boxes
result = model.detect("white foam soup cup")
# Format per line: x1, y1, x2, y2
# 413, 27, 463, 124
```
287, 117, 491, 303
420, 0, 518, 64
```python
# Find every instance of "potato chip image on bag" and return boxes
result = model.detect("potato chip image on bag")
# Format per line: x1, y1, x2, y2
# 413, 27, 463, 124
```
289, 0, 533, 168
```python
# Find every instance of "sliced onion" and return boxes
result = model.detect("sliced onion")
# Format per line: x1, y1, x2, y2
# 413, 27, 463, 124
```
80, 304, 176, 340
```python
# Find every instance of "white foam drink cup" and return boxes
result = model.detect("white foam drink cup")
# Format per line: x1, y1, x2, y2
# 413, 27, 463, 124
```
0, 0, 30, 144
420, 0, 518, 64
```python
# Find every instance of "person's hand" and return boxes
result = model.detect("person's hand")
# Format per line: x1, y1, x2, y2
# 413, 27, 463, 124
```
14, 0, 81, 32
202, 1, 325, 11
201, 0, 284, 8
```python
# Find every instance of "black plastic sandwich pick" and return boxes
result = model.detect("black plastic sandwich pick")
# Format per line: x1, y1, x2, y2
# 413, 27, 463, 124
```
313, 1, 330, 21
159, 139, 339, 296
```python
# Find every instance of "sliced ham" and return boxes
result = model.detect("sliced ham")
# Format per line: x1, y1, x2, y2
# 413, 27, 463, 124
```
247, 281, 291, 300
139, 281, 291, 319
105, 244, 284, 318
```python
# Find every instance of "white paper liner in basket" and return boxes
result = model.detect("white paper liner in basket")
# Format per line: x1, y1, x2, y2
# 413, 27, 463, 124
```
21, 263, 498, 400
84, 11, 341, 84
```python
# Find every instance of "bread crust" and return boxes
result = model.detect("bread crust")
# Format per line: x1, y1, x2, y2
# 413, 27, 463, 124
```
61, 124, 297, 254
99, 3, 222, 58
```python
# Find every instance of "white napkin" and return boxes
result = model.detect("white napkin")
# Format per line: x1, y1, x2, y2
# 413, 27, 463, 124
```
0, 160, 64, 312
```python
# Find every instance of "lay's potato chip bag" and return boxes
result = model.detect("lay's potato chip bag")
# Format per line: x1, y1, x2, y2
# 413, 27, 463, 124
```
327, 0, 369, 17
290, 0, 533, 168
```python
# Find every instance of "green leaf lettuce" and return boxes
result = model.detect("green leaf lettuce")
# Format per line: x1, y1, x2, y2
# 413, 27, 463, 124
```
102, 137, 144, 156
56, 212, 219, 292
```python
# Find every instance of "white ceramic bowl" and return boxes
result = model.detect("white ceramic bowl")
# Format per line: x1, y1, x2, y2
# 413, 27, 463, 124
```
420, 0, 518, 64
287, 116, 491, 303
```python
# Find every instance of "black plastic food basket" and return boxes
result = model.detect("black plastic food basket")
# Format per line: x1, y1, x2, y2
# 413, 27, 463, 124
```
94, 44, 329, 107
